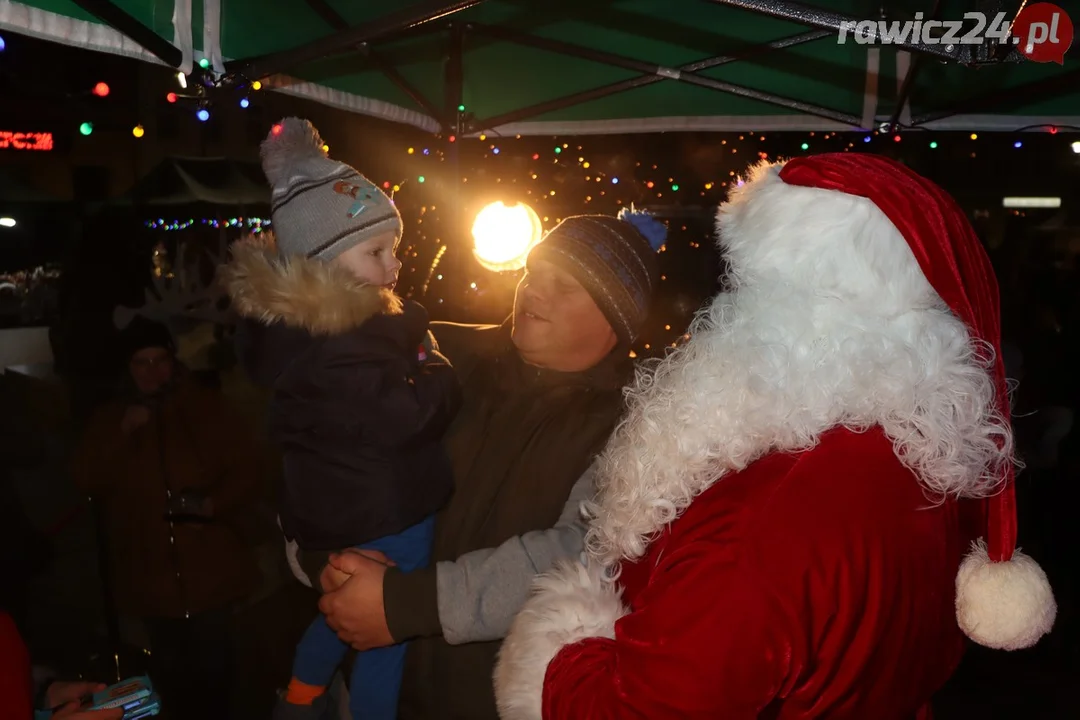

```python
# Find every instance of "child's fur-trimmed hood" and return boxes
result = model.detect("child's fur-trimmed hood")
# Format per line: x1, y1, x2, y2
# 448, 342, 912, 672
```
220, 233, 401, 335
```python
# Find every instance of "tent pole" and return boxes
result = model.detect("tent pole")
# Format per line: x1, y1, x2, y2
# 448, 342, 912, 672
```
222, 0, 486, 83
703, 0, 971, 63
69, 0, 183, 66
467, 23, 863, 127
367, 48, 445, 121
886, 0, 939, 132
445, 23, 466, 133
469, 29, 830, 132
298, 0, 445, 121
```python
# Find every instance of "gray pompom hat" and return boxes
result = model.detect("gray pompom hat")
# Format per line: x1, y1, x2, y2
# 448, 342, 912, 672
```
260, 117, 402, 260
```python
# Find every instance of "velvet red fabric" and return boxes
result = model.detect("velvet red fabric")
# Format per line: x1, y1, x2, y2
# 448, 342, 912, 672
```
542, 428, 970, 719
778, 154, 1014, 562
0, 611, 33, 720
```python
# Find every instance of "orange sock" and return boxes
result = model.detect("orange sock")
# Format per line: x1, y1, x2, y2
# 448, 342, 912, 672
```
284, 677, 325, 706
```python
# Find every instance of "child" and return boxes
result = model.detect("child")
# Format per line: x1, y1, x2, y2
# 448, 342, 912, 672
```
222, 118, 460, 720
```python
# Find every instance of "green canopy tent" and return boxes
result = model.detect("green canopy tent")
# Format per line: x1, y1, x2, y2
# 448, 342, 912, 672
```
1, 0, 1076, 134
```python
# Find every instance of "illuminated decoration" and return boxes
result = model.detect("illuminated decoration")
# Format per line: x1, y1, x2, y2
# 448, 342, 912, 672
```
1073, 141, 1080, 154
196, 108, 210, 122
271, 123, 283, 136
457, 104, 465, 112
198, 58, 210, 69
0, 131, 53, 151
177, 72, 187, 89
930, 141, 938, 149
1002, 197, 1061, 209
167, 92, 178, 103
471, 201, 542, 272
144, 217, 272, 231
0, 34, 6, 52
321, 144, 329, 154
79, 122, 94, 136
0, 217, 16, 228
800, 142, 809, 150
92, 82, 110, 97
240, 97, 250, 108
132, 125, 145, 138
1014, 141, 1023, 148
251, 80, 263, 91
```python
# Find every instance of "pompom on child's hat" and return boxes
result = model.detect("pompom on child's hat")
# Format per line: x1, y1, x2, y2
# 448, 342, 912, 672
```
528, 206, 667, 345
260, 118, 402, 261
776, 152, 1056, 651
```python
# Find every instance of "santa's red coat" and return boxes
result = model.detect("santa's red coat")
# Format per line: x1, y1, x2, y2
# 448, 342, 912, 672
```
541, 427, 975, 719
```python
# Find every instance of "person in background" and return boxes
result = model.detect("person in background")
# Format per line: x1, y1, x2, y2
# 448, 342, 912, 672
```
317, 207, 667, 719
222, 118, 460, 720
71, 317, 261, 720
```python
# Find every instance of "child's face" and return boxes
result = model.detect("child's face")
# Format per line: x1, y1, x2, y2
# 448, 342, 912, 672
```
334, 232, 402, 289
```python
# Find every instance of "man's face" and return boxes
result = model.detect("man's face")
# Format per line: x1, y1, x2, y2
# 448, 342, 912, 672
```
511, 257, 618, 372
129, 346, 174, 395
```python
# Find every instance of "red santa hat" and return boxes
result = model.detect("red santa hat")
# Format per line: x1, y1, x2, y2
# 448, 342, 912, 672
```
777, 152, 1055, 651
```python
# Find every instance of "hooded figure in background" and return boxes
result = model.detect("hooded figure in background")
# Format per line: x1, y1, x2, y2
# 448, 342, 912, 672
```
494, 153, 1057, 720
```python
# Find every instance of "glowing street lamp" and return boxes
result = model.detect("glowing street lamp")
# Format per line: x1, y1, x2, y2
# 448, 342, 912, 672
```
471, 202, 542, 272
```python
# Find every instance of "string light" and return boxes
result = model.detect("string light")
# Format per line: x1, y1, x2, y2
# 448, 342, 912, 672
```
240, 97, 250, 108
196, 108, 210, 122
387, 128, 1063, 353
166, 92, 178, 103
79, 122, 93, 136
132, 125, 145, 138
92, 82, 110, 97
251, 80, 263, 91
198, 58, 210, 69
144, 217, 271, 231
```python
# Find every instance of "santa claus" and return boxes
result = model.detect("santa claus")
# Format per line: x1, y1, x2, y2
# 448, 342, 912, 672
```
493, 153, 1058, 719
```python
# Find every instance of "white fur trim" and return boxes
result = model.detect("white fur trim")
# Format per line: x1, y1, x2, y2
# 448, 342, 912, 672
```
583, 158, 1013, 570
494, 560, 627, 720
956, 540, 1056, 650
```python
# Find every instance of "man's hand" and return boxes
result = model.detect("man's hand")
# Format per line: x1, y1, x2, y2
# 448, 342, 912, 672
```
319, 552, 394, 651
120, 405, 150, 436
320, 549, 393, 592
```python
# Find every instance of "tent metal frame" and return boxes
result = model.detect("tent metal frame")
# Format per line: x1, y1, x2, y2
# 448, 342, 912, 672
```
66, 0, 1058, 134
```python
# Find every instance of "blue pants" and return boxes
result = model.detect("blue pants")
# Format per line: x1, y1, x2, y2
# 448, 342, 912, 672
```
292, 515, 435, 720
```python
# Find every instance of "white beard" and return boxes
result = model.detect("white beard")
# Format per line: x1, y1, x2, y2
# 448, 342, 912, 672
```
583, 163, 1013, 572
